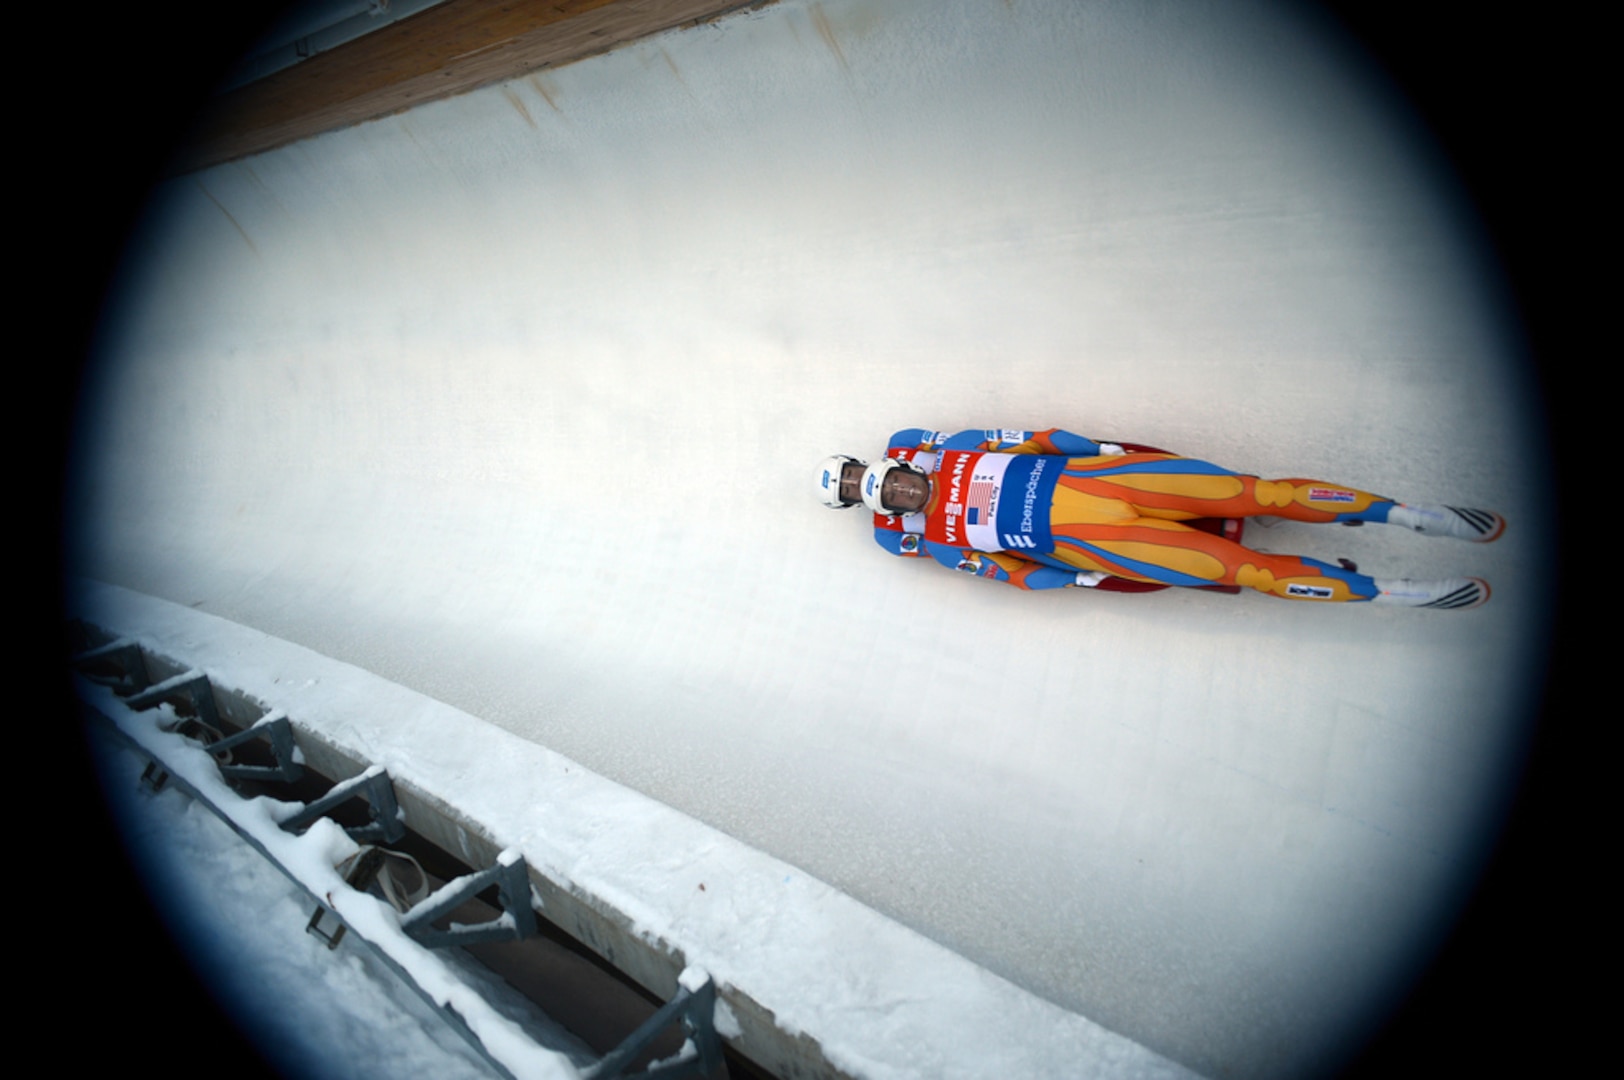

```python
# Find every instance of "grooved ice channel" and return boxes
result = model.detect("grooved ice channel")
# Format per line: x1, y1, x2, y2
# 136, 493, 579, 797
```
73, 1, 1545, 1077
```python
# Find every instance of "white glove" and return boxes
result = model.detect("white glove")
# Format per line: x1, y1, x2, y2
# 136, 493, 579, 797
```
1097, 442, 1126, 456
1074, 571, 1107, 588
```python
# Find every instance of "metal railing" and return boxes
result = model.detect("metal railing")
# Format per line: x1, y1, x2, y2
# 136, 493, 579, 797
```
73, 624, 727, 1080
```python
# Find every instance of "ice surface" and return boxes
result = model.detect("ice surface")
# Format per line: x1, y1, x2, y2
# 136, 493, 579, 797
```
72, 1, 1547, 1076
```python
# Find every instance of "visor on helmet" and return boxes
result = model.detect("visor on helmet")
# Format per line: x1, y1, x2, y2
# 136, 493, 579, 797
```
815, 455, 865, 508
860, 457, 928, 515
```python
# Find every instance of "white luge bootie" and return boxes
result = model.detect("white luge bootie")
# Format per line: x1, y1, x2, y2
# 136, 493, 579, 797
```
1371, 577, 1490, 610
1387, 504, 1505, 542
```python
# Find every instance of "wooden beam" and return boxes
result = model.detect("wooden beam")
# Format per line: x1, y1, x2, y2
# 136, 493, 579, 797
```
181, 0, 763, 172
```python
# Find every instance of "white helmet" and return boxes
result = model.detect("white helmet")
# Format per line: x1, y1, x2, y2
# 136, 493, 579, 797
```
815, 455, 865, 509
860, 457, 928, 514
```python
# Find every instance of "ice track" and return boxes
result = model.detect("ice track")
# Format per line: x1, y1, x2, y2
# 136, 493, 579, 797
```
72, 1, 1547, 1077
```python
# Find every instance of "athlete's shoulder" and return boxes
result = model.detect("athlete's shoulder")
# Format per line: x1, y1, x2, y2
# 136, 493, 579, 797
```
888, 427, 948, 449
894, 427, 1096, 452
981, 428, 1107, 455
933, 428, 1043, 450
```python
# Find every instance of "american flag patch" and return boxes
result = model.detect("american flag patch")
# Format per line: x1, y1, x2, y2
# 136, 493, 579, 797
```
968, 477, 996, 522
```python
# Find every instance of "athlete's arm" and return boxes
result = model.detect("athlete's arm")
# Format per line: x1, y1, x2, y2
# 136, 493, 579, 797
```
943, 428, 1125, 455
922, 542, 1094, 590
873, 527, 928, 557
887, 428, 947, 452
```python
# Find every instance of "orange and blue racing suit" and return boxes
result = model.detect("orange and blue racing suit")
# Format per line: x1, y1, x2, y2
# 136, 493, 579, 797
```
873, 428, 1401, 602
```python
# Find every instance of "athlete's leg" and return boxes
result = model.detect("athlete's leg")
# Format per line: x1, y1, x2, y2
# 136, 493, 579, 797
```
1058, 455, 1396, 525
1045, 512, 1379, 601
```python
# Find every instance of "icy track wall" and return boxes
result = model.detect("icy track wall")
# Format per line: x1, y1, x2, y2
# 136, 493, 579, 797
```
73, 1, 1546, 1078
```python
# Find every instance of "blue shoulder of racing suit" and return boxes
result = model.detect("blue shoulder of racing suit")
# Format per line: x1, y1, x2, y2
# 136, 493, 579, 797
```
882, 427, 1109, 454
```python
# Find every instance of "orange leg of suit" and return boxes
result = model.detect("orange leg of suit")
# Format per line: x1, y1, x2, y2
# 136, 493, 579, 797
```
1042, 455, 1393, 601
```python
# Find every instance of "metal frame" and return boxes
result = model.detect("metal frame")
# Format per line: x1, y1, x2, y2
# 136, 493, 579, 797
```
125, 669, 222, 729
72, 630, 730, 1080
279, 764, 406, 844
588, 976, 723, 1079
399, 853, 538, 949
213, 713, 303, 783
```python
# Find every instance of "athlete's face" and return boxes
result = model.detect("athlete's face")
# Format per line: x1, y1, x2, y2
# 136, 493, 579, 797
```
839, 461, 931, 512
838, 462, 865, 506
879, 467, 931, 513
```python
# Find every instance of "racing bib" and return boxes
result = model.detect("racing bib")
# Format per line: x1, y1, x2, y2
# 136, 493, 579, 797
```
924, 450, 1058, 552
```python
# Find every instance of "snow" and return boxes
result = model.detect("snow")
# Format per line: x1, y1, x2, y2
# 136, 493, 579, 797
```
69, 0, 1547, 1077
81, 671, 592, 1078
75, 579, 1198, 1079
86, 703, 549, 1080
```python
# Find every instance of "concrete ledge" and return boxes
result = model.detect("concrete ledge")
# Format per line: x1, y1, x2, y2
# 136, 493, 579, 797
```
70, 580, 1198, 1080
